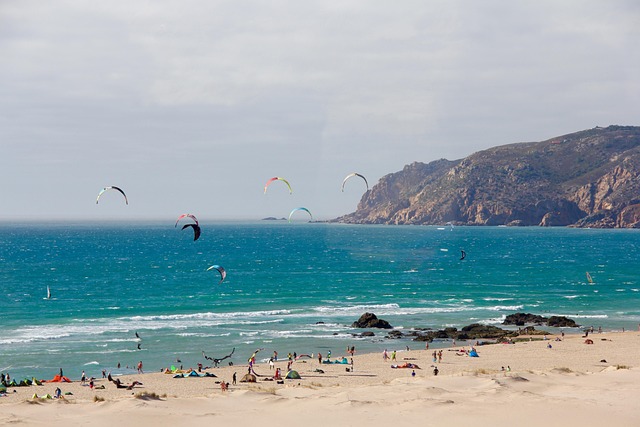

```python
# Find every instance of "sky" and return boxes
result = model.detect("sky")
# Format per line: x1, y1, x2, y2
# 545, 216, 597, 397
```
1, 0, 638, 221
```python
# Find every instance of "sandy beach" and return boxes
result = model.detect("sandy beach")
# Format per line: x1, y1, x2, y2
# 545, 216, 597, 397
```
2, 331, 639, 427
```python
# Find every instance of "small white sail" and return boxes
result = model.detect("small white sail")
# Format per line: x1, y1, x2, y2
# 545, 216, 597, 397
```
46, 285, 51, 299
586, 272, 593, 284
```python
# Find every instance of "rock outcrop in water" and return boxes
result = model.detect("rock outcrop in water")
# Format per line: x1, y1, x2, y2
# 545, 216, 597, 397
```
503, 313, 579, 328
352, 312, 393, 329
334, 126, 640, 228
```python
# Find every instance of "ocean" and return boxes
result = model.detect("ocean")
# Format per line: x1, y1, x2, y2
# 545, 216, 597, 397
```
1, 222, 638, 380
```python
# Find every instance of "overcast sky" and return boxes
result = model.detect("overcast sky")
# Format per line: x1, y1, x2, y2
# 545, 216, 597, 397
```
1, 0, 638, 221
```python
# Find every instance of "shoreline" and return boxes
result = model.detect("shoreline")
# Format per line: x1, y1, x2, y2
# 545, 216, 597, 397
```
2, 331, 640, 426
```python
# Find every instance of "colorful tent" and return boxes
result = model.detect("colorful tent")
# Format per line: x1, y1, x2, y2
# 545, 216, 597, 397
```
285, 370, 301, 379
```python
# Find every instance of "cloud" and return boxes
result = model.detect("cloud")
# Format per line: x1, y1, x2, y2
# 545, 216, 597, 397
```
1, 0, 638, 219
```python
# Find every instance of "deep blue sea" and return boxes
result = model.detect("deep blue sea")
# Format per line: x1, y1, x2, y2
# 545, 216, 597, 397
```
1, 222, 639, 380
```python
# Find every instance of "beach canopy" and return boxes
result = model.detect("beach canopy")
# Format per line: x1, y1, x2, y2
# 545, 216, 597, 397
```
285, 370, 301, 379
469, 349, 479, 357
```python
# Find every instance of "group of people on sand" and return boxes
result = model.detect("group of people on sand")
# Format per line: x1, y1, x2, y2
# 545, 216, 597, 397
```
0, 372, 11, 387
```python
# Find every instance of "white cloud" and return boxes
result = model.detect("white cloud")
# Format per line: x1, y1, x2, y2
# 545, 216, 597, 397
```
1, 0, 638, 219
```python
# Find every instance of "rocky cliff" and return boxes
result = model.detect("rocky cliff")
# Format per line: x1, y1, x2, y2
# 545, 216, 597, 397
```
335, 126, 640, 228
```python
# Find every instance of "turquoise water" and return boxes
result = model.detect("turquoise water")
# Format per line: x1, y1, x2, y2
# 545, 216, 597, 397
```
1, 222, 639, 380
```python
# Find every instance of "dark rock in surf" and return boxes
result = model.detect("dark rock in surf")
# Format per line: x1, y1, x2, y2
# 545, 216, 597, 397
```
352, 312, 393, 329
547, 316, 579, 328
503, 313, 547, 326
386, 330, 404, 339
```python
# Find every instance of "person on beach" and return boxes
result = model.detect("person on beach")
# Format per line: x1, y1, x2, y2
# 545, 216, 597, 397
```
438, 350, 443, 363
273, 351, 278, 361
391, 350, 396, 361
425, 342, 429, 350
54, 387, 62, 399
269, 358, 275, 370
432, 351, 437, 363
137, 361, 143, 374
318, 353, 322, 364
59, 368, 63, 377
81, 371, 86, 384
383, 349, 388, 361
232, 372, 237, 385
433, 366, 439, 376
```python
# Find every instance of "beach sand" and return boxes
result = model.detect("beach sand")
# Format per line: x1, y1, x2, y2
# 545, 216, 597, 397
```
2, 331, 639, 426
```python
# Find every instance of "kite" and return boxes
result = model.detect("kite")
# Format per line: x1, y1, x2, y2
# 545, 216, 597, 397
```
202, 348, 235, 368
182, 223, 201, 241
288, 207, 312, 222
175, 214, 200, 241
175, 213, 199, 227
96, 186, 128, 205
207, 265, 226, 284
264, 177, 292, 194
341, 173, 369, 192
460, 250, 466, 260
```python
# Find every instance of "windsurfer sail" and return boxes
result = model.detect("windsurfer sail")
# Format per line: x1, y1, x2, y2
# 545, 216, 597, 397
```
586, 272, 594, 284
45, 286, 51, 300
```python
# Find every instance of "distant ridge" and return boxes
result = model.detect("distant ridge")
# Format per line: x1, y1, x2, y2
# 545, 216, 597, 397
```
335, 125, 640, 228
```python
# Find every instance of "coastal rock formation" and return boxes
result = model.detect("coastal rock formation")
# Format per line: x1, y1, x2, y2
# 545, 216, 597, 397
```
411, 324, 514, 342
334, 126, 640, 228
503, 313, 548, 326
352, 312, 393, 329
503, 313, 579, 328
547, 316, 579, 328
